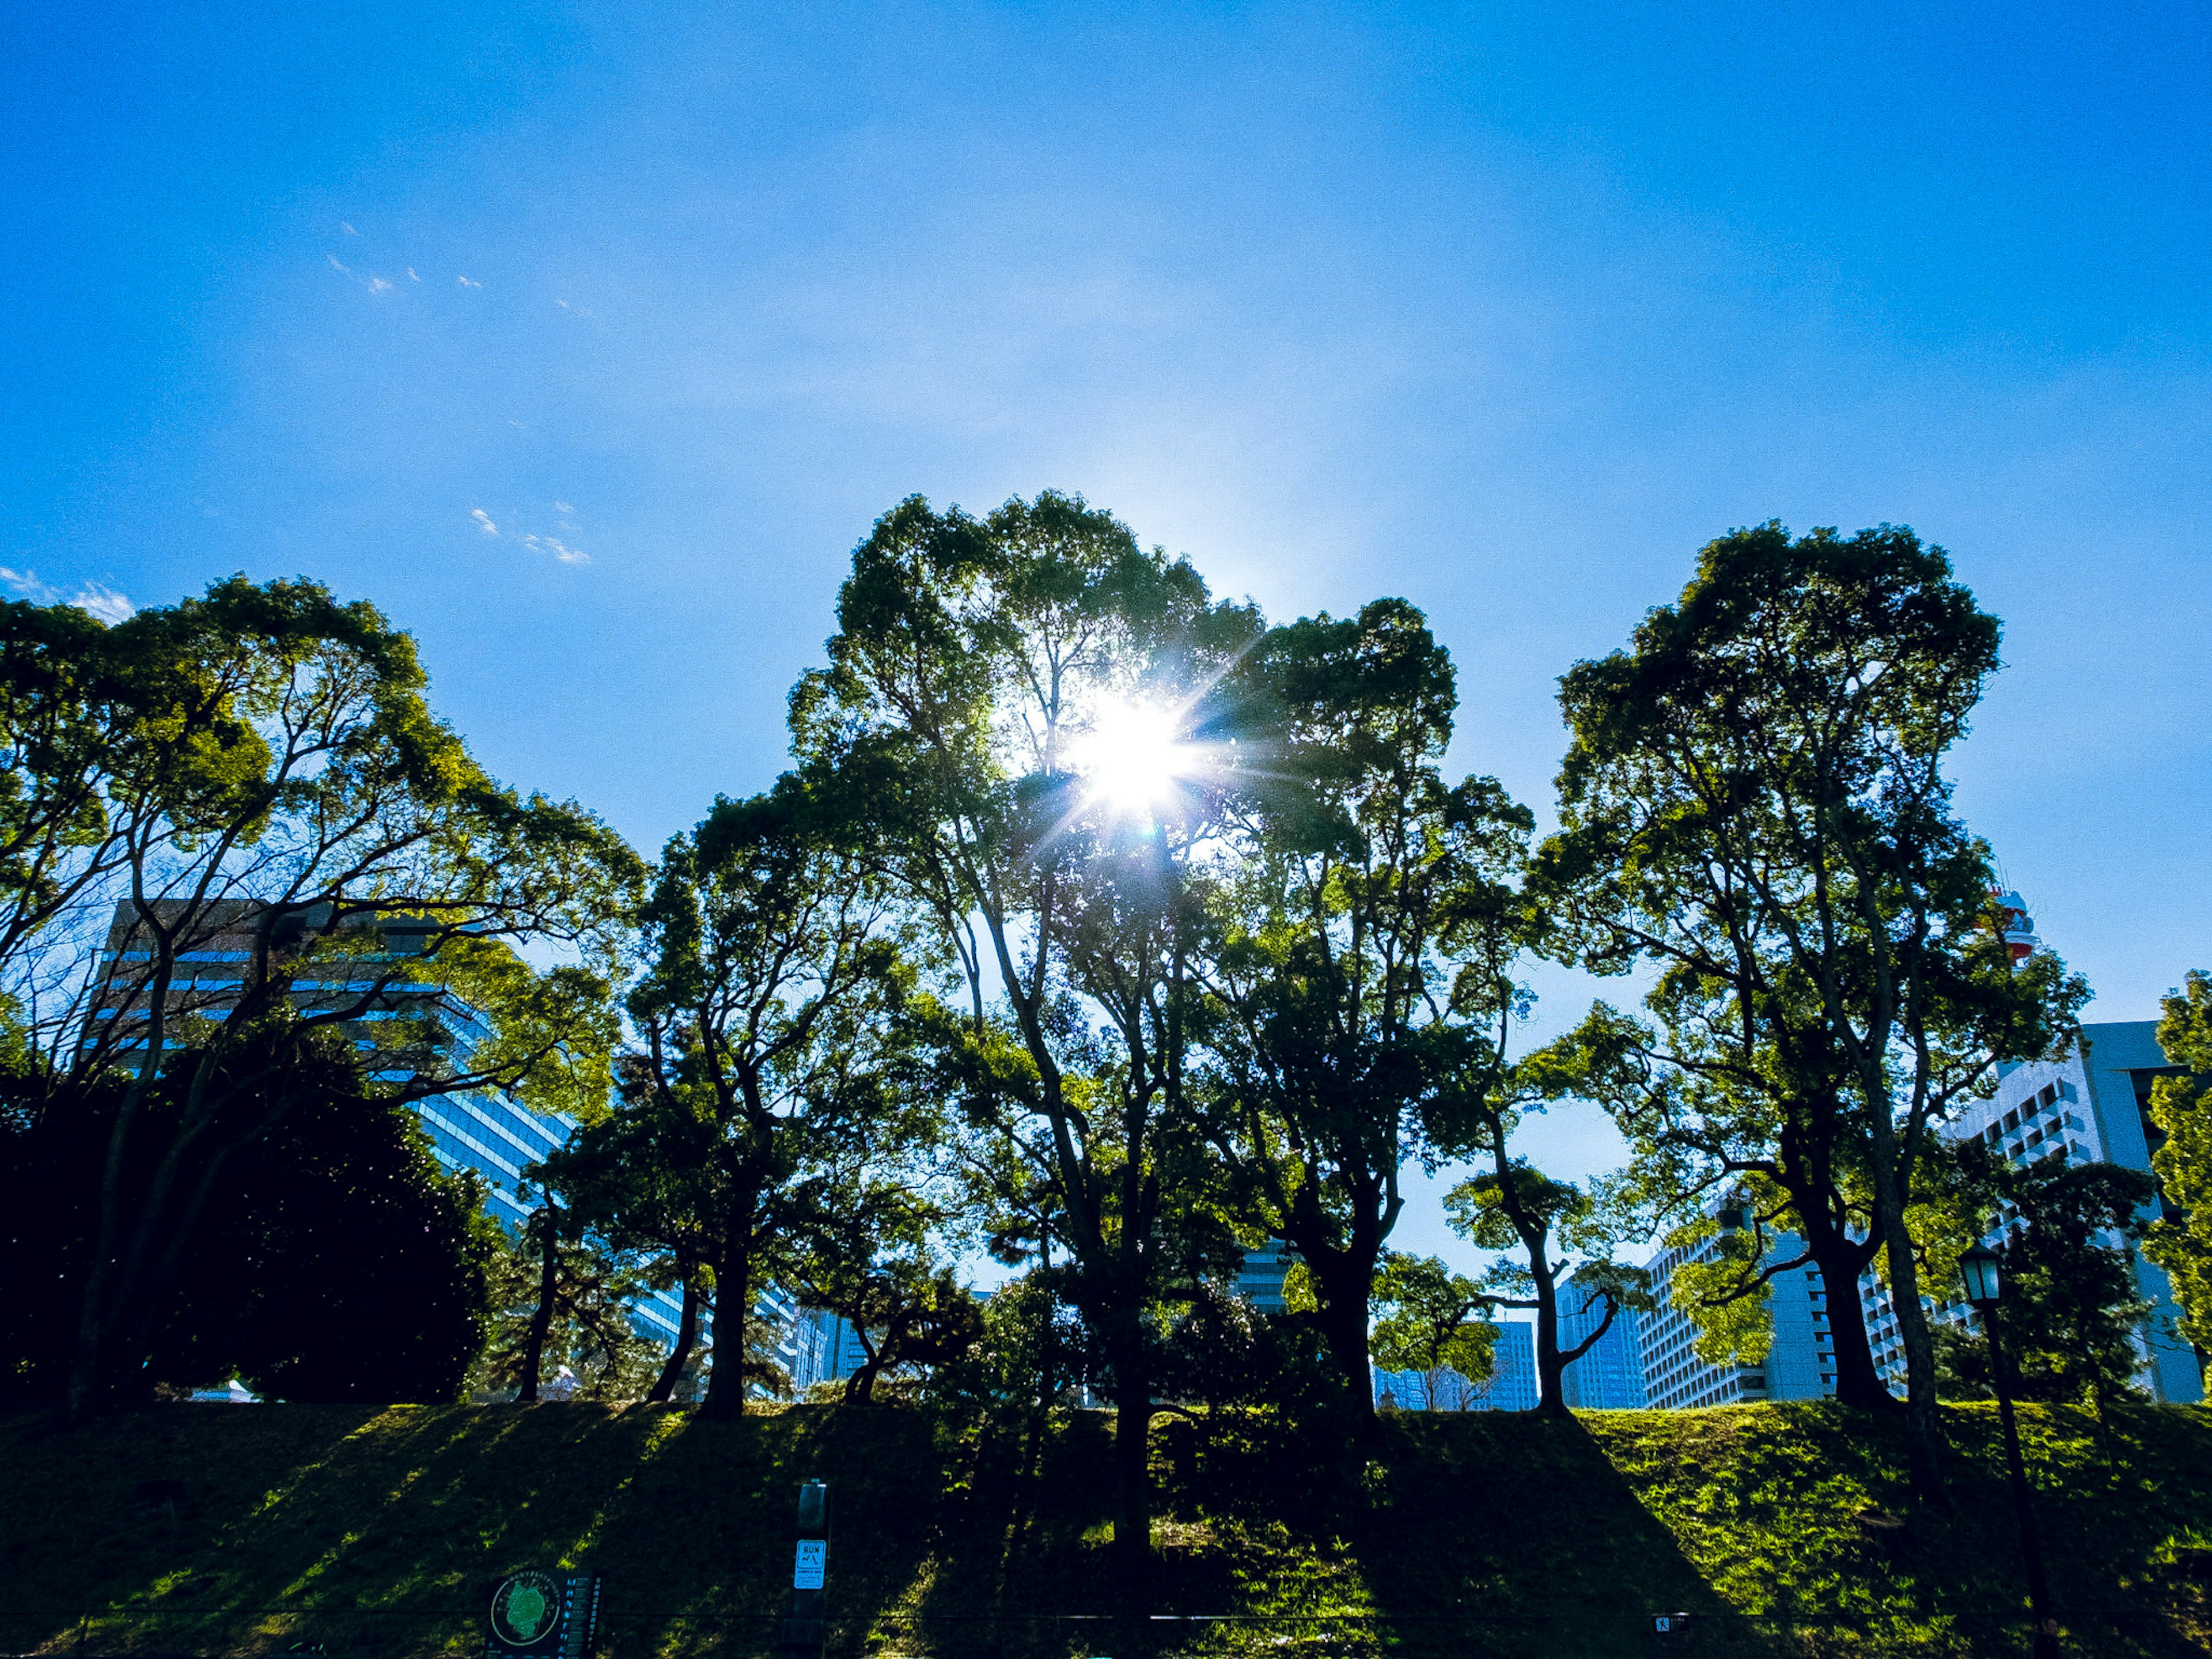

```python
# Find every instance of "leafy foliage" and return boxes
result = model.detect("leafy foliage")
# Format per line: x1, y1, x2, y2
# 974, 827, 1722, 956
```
0, 575, 637, 1416
793, 490, 1267, 1550
1934, 1144, 2157, 1406
1367, 1252, 1498, 1410
2, 1029, 497, 1405
2146, 971, 2212, 1350
1196, 599, 1541, 1410
1533, 522, 2088, 1481
470, 1202, 664, 1405
622, 776, 934, 1415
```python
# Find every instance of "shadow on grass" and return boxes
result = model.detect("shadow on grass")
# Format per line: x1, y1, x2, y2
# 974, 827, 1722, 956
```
1580, 1399, 2212, 1659
0, 1403, 952, 1659
1351, 1410, 1779, 1658
5, 1400, 2210, 1659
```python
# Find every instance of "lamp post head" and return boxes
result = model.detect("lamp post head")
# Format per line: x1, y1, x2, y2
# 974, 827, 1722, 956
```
1959, 1243, 2002, 1309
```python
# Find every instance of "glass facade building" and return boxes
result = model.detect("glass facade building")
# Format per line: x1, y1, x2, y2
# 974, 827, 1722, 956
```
90, 901, 692, 1352
1556, 1275, 1649, 1410
1374, 1320, 1539, 1412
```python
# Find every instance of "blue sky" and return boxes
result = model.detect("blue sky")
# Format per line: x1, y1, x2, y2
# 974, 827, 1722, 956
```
6, 2, 2209, 1269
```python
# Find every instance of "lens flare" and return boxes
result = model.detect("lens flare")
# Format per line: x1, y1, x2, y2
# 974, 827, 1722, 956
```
1070, 700, 1188, 812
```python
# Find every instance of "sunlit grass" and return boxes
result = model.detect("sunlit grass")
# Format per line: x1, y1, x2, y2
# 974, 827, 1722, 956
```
2, 1400, 2208, 1657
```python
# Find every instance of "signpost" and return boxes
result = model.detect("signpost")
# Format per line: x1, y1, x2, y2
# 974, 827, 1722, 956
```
776, 1482, 830, 1659
484, 1570, 603, 1659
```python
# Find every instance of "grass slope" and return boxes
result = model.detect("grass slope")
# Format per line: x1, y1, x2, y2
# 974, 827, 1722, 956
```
1, 1400, 2207, 1658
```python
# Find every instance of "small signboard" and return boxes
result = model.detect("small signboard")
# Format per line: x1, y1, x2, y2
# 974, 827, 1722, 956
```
793, 1539, 827, 1590
486, 1570, 603, 1659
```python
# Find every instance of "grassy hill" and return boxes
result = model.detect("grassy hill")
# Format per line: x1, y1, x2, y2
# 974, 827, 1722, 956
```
2, 1399, 2207, 1658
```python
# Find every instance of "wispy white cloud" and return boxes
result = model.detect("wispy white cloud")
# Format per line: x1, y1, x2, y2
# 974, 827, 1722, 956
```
471, 509, 498, 536
519, 533, 590, 566
73, 583, 135, 623
367, 276, 392, 294
0, 566, 58, 603
328, 253, 351, 275
1, 567, 135, 620
407, 267, 420, 282
552, 501, 574, 515
341, 222, 358, 236
457, 275, 481, 289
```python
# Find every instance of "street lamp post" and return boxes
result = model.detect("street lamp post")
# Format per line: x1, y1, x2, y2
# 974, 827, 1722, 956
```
1958, 1243, 2061, 1659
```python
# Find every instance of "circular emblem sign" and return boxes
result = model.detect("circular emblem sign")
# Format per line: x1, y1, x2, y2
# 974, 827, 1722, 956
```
490, 1571, 562, 1649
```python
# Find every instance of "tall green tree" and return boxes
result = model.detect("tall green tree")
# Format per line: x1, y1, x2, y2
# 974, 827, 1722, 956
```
1368, 1251, 1499, 1411
1193, 601, 1515, 1414
537, 1071, 724, 1402
2143, 969, 2212, 1353
1442, 1164, 1652, 1417
0, 578, 637, 1416
624, 777, 930, 1416
791, 491, 1262, 1563
1532, 524, 2085, 1492
473, 1187, 662, 1404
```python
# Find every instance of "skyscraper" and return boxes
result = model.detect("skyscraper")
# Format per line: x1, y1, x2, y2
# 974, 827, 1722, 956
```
1556, 1274, 1647, 1410
89, 900, 692, 1352
1858, 1016, 2202, 1404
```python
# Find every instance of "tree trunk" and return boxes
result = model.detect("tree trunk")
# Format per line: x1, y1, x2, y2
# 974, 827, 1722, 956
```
1110, 1337, 1154, 1574
1529, 1254, 1571, 1418
69, 932, 177, 1422
1290, 1233, 1378, 1418
844, 1321, 886, 1404
517, 1207, 560, 1403
646, 1270, 699, 1403
700, 1226, 753, 1419
1801, 1228, 1892, 1412
1866, 1111, 1945, 1498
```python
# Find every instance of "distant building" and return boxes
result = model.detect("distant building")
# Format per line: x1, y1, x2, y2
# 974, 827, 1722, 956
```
1556, 1274, 1647, 1409
1636, 1218, 1835, 1410
1859, 1014, 2203, 1404
1235, 1241, 1298, 1313
787, 1305, 873, 1392
1374, 1320, 1539, 1412
89, 900, 694, 1353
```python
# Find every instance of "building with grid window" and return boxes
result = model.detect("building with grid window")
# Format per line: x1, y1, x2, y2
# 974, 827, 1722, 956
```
1859, 1017, 2202, 1404
1374, 1319, 1539, 1412
90, 900, 694, 1353
1633, 1218, 1836, 1411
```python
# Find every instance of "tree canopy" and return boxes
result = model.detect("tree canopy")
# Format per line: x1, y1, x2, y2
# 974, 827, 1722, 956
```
1, 507, 2180, 1482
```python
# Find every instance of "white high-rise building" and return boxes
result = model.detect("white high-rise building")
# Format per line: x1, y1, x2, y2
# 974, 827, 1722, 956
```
1859, 1015, 2202, 1404
1634, 1219, 1835, 1410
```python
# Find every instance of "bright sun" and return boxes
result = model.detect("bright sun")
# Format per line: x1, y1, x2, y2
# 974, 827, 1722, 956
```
1069, 700, 1188, 812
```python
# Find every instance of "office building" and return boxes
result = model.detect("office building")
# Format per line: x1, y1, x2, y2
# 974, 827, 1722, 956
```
1374, 1319, 1539, 1412
1556, 1274, 1648, 1409
1859, 1014, 2202, 1404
